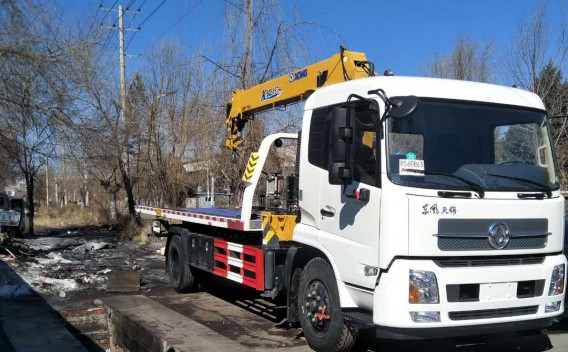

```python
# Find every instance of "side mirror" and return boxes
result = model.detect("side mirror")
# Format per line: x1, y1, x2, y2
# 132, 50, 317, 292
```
390, 96, 420, 119
328, 106, 355, 185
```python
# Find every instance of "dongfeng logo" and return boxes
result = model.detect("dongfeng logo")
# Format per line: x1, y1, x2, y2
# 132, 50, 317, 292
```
488, 223, 510, 249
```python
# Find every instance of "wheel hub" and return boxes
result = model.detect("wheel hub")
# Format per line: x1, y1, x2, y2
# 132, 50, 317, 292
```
304, 281, 331, 332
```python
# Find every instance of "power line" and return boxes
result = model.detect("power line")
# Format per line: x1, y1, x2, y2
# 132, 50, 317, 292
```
124, 32, 136, 51
108, 0, 139, 28
137, 0, 149, 10
86, 1, 106, 36
98, 1, 118, 55
127, 0, 144, 25
125, 0, 168, 51
99, 0, 119, 23
158, 0, 201, 39
125, 0, 137, 10
138, 0, 167, 28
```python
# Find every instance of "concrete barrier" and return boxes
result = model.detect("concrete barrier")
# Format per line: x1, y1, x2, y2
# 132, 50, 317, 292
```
103, 295, 251, 352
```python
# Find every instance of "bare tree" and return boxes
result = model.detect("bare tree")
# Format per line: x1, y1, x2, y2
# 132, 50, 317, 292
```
426, 36, 493, 82
0, 0, 89, 233
506, 3, 568, 97
507, 2, 568, 189
200, 0, 315, 206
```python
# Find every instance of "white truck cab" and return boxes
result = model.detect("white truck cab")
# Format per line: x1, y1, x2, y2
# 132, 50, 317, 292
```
295, 76, 565, 340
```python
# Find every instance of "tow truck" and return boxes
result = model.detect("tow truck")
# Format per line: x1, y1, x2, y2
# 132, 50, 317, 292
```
137, 47, 566, 352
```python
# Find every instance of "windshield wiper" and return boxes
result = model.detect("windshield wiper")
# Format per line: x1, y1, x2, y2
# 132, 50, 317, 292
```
484, 173, 552, 198
403, 169, 485, 198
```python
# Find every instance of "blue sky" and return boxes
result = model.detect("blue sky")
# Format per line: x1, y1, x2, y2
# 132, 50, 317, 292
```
68, 0, 566, 83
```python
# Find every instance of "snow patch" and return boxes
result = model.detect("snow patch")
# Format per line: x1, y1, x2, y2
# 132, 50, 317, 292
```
71, 241, 111, 253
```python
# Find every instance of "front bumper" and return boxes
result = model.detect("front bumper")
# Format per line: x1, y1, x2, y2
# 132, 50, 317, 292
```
373, 254, 566, 332
375, 317, 554, 339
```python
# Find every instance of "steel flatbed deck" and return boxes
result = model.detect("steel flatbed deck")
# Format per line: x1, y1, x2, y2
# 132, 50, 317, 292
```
135, 205, 262, 232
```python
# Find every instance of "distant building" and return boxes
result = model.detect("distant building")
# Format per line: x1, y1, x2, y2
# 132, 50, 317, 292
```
4, 177, 26, 198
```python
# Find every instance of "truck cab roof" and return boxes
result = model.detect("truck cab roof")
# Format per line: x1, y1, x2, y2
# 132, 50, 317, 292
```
304, 76, 545, 112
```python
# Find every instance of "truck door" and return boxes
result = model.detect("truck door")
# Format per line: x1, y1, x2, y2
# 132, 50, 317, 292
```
318, 105, 381, 289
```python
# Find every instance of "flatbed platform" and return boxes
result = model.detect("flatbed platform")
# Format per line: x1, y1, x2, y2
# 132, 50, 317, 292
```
136, 205, 262, 232
177, 207, 261, 220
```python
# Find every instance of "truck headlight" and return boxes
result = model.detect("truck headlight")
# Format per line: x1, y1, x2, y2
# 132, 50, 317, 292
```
409, 270, 439, 304
548, 264, 565, 296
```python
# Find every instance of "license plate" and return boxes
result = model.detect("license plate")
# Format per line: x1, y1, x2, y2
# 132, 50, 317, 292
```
479, 282, 516, 301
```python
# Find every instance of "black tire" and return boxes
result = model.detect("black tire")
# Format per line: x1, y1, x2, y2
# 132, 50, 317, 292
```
167, 235, 196, 293
7, 227, 21, 239
298, 257, 358, 352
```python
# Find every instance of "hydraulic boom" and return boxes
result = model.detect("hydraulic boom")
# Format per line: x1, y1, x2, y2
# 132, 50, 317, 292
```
224, 46, 375, 151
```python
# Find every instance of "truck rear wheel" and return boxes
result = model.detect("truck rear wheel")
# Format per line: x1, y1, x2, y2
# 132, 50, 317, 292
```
167, 235, 196, 293
298, 258, 357, 352
7, 227, 22, 239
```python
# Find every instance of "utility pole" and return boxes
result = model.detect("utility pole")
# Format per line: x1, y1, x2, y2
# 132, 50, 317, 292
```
45, 160, 49, 206
54, 177, 58, 207
100, 4, 139, 131
118, 5, 127, 132
61, 142, 67, 206
100, 3, 140, 216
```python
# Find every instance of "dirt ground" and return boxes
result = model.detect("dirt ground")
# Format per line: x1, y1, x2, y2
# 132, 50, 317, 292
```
1, 227, 568, 351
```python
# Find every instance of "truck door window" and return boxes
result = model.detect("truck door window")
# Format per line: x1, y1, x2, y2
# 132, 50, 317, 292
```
308, 108, 330, 170
353, 108, 379, 186
309, 104, 381, 187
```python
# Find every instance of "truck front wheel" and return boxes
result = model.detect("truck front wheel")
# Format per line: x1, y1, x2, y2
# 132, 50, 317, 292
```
298, 258, 357, 352
167, 235, 196, 293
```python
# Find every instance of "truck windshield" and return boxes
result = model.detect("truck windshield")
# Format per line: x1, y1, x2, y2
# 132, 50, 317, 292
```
386, 99, 560, 193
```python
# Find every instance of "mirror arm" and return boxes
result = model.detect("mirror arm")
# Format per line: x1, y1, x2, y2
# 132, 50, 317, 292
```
367, 88, 393, 124
347, 93, 373, 104
368, 89, 393, 107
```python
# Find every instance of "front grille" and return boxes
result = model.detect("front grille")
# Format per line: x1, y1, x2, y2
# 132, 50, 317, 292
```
434, 255, 545, 268
448, 306, 538, 321
438, 236, 547, 251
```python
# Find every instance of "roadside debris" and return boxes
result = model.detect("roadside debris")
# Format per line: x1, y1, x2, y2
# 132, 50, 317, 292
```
106, 270, 141, 293
0, 245, 16, 259
2, 227, 167, 297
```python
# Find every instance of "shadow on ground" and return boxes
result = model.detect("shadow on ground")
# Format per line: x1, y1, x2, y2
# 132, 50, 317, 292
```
169, 274, 565, 352
0, 259, 103, 352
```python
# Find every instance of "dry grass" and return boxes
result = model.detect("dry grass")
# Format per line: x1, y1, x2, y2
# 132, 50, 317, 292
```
35, 205, 154, 245
34, 205, 103, 229
116, 219, 152, 244
137, 224, 151, 245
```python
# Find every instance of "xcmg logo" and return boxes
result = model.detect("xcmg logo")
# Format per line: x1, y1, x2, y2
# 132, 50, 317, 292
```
260, 86, 282, 101
289, 68, 308, 82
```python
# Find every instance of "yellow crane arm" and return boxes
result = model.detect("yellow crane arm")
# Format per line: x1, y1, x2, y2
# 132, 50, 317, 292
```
225, 47, 374, 151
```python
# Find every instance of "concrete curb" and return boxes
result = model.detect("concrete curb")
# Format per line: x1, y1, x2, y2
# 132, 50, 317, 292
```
103, 295, 308, 352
